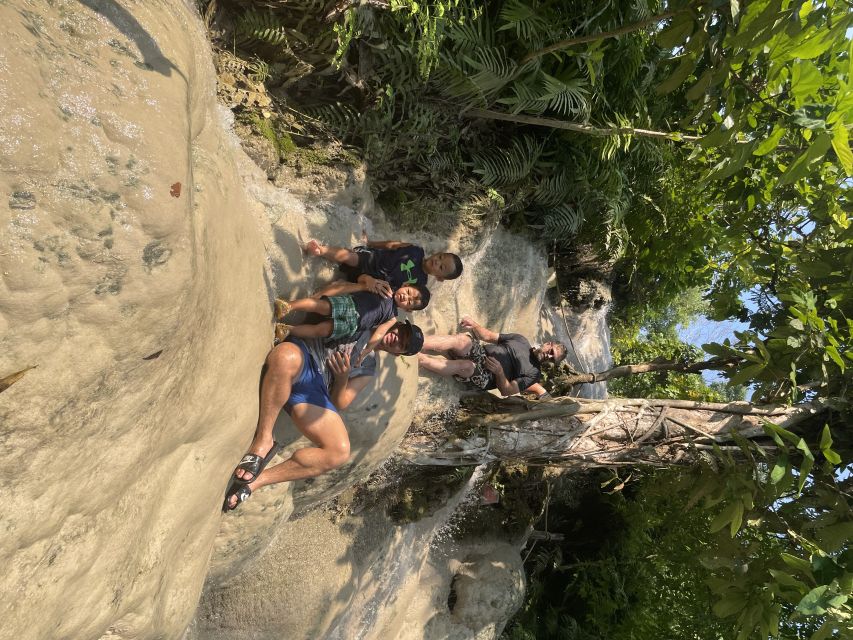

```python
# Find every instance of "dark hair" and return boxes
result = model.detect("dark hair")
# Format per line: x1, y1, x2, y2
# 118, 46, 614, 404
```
410, 285, 431, 310
448, 253, 463, 279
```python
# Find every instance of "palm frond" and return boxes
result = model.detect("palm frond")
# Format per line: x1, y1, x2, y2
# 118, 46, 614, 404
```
464, 46, 518, 95
533, 168, 573, 207
498, 0, 552, 49
541, 203, 584, 238
472, 135, 544, 186
236, 9, 288, 48
538, 72, 590, 117
446, 12, 494, 53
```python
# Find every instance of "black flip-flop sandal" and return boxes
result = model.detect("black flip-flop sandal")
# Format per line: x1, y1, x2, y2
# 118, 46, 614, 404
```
233, 441, 281, 485
223, 484, 252, 512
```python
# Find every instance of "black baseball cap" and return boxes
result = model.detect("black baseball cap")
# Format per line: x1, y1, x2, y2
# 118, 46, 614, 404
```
399, 320, 424, 356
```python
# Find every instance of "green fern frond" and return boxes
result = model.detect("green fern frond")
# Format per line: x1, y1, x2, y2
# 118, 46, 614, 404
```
463, 46, 518, 94
541, 203, 583, 238
607, 197, 630, 227
302, 102, 362, 138
497, 0, 551, 49
630, 137, 666, 172
533, 169, 573, 207
423, 150, 461, 176
472, 135, 544, 186
446, 12, 494, 53
629, 0, 653, 21
432, 60, 485, 106
246, 57, 270, 83
495, 71, 590, 117
600, 134, 621, 161
236, 9, 288, 48
497, 80, 547, 114
378, 0, 473, 78
595, 113, 635, 160
332, 6, 365, 66
437, 45, 517, 106
539, 72, 590, 117
604, 222, 629, 256
365, 43, 424, 96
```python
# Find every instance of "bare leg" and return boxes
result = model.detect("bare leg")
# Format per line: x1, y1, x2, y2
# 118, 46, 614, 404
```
422, 333, 474, 357
417, 353, 475, 378
234, 343, 302, 482
289, 297, 332, 315
227, 404, 351, 507
258, 404, 350, 485
289, 320, 333, 339
304, 240, 359, 267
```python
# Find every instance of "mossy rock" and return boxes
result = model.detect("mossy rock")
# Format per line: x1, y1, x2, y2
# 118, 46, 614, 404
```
384, 467, 473, 524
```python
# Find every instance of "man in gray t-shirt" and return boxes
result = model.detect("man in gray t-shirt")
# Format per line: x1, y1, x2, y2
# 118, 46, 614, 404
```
417, 316, 567, 398
225, 320, 425, 511
302, 329, 378, 391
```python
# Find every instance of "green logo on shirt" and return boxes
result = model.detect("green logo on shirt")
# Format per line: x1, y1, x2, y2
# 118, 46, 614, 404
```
400, 259, 417, 285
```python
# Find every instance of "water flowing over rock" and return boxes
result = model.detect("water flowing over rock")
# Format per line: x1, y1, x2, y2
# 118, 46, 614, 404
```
191, 466, 526, 640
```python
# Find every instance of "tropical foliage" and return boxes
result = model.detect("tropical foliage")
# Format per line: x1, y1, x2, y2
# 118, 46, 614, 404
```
199, 0, 853, 637
608, 329, 746, 401
505, 441, 852, 640
203, 0, 852, 328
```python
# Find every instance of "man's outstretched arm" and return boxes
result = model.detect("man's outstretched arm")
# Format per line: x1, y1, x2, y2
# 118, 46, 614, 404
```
460, 316, 500, 343
525, 382, 551, 398
313, 280, 368, 297
366, 240, 410, 249
357, 318, 398, 365
356, 274, 393, 297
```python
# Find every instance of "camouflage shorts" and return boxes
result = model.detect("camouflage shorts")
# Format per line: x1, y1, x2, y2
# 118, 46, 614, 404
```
452, 336, 493, 389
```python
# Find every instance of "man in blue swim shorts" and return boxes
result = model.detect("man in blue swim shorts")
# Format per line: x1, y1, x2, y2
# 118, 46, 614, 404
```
225, 320, 424, 511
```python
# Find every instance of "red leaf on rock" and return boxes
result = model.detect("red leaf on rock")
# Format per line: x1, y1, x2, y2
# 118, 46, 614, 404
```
170, 182, 181, 198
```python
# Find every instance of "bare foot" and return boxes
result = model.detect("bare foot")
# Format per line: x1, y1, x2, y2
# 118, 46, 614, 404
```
274, 323, 291, 343
304, 239, 323, 256
274, 299, 291, 321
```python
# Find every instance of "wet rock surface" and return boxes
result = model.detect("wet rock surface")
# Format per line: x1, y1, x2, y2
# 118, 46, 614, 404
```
2, 2, 610, 639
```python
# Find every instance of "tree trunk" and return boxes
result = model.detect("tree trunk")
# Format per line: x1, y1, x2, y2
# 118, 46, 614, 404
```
554, 356, 739, 386
529, 531, 566, 542
402, 396, 825, 467
520, 5, 695, 65
465, 108, 703, 142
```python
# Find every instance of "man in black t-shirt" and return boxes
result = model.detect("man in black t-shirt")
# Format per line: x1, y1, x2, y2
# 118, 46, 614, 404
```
417, 316, 567, 398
